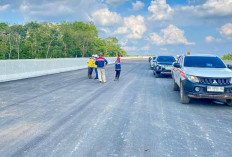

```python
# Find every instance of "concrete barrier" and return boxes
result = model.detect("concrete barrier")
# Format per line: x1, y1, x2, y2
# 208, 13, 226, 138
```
0, 57, 116, 82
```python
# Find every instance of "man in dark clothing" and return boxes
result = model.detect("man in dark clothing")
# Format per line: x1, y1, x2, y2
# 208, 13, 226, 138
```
93, 55, 98, 79
114, 55, 121, 81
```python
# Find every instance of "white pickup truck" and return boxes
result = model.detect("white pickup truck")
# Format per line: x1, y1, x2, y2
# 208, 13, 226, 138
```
172, 54, 232, 106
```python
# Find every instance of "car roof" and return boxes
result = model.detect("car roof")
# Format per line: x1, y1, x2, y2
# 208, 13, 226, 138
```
183, 54, 218, 57
157, 55, 174, 57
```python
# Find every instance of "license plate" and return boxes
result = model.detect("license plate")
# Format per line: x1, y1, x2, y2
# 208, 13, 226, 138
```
165, 66, 172, 70
207, 86, 224, 92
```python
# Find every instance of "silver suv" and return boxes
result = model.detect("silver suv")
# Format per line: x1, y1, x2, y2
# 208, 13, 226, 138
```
172, 54, 232, 106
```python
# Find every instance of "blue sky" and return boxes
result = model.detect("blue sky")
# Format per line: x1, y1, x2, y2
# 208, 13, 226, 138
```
0, 0, 232, 56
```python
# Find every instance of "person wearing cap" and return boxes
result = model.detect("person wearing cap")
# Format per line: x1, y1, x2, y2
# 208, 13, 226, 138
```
87, 55, 95, 79
93, 55, 98, 79
95, 53, 108, 83
114, 55, 121, 81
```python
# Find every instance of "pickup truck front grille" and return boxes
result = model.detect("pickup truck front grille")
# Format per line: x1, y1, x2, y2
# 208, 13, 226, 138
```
199, 77, 231, 85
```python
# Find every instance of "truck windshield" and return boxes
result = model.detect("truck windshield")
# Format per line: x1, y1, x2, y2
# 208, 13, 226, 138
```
157, 56, 175, 62
184, 56, 226, 68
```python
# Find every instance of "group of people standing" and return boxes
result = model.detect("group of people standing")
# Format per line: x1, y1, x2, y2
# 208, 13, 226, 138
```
87, 53, 121, 83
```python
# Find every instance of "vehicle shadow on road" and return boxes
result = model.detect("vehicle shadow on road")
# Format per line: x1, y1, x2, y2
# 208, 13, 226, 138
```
188, 99, 230, 108
160, 74, 172, 79
152, 74, 172, 79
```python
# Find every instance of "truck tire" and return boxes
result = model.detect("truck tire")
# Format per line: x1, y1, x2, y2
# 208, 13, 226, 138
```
172, 78, 179, 91
155, 71, 161, 78
153, 70, 156, 75
180, 82, 190, 104
226, 99, 232, 106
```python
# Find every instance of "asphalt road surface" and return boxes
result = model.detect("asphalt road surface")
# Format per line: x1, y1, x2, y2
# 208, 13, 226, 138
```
1, 60, 232, 157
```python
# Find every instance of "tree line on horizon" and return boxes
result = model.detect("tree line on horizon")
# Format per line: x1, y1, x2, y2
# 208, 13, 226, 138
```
221, 53, 232, 60
0, 22, 127, 60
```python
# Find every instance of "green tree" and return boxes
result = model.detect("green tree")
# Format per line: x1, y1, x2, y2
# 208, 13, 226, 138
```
222, 53, 232, 60
72, 22, 98, 57
0, 21, 127, 60
0, 23, 9, 59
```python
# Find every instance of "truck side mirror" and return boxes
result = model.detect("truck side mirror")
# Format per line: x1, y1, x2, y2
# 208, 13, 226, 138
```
173, 63, 181, 68
227, 64, 232, 69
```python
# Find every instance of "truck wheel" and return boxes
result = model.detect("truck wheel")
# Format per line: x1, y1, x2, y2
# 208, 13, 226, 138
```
172, 78, 179, 91
180, 82, 190, 104
155, 72, 161, 78
153, 70, 156, 75
226, 99, 232, 106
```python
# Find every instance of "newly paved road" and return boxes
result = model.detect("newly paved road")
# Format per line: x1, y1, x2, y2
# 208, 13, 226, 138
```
1, 60, 232, 157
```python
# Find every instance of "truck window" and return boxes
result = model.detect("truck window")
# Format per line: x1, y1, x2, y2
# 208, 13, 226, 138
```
184, 56, 226, 68
157, 56, 175, 62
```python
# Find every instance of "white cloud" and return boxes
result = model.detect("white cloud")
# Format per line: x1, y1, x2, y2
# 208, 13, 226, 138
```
205, 36, 215, 43
114, 26, 128, 34
92, 8, 122, 26
20, 1, 73, 16
17, 0, 105, 22
205, 36, 222, 43
150, 24, 194, 45
122, 46, 137, 51
141, 45, 150, 51
123, 45, 150, 52
148, 0, 173, 21
20, 1, 69, 16
115, 15, 146, 39
0, 4, 9, 11
150, 32, 165, 45
119, 39, 128, 46
132, 1, 145, 11
220, 23, 232, 36
100, 27, 111, 34
181, 0, 232, 17
106, 0, 129, 6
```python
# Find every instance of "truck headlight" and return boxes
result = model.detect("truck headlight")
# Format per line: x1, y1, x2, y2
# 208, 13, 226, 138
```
186, 74, 199, 83
157, 65, 163, 69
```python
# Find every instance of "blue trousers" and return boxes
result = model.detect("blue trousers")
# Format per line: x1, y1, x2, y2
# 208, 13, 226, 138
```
115, 70, 121, 78
95, 68, 98, 79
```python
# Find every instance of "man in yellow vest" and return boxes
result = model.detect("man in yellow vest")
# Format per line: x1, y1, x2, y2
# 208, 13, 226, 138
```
88, 55, 95, 79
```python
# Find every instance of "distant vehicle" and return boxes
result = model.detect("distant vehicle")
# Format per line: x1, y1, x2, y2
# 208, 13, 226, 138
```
153, 56, 176, 77
150, 56, 156, 69
172, 54, 232, 106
